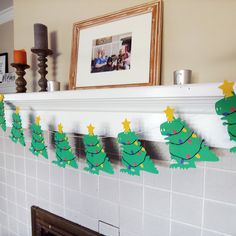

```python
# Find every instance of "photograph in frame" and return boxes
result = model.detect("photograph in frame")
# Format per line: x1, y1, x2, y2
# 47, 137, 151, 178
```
69, 1, 162, 90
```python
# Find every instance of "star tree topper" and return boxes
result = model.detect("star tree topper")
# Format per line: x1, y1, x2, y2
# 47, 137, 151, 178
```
36, 116, 41, 125
219, 80, 235, 98
122, 118, 131, 132
0, 94, 4, 101
164, 106, 175, 122
15, 106, 20, 114
58, 123, 63, 133
87, 124, 95, 136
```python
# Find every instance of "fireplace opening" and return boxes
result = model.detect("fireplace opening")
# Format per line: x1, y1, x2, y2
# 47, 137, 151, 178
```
31, 206, 100, 236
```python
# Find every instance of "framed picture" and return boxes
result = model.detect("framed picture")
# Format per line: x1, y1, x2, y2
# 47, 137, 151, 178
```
0, 53, 8, 82
69, 1, 163, 90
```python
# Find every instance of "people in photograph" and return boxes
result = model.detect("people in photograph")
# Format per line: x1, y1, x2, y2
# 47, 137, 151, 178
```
91, 49, 108, 73
116, 45, 130, 70
90, 38, 132, 73
95, 49, 107, 69
104, 56, 115, 72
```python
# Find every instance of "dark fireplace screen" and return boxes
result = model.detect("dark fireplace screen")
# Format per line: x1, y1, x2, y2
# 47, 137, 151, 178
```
31, 206, 100, 236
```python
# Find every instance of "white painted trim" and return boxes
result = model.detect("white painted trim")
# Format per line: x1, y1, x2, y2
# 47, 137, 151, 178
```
3, 83, 235, 149
0, 6, 13, 24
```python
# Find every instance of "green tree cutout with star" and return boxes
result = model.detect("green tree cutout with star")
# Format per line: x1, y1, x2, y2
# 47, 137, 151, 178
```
9, 106, 26, 146
52, 123, 78, 169
160, 106, 219, 169
117, 119, 159, 176
215, 80, 236, 152
29, 116, 48, 159
0, 94, 6, 132
83, 124, 114, 175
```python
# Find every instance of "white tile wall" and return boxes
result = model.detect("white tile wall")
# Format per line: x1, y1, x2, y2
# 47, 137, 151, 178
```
0, 128, 236, 236
171, 222, 201, 236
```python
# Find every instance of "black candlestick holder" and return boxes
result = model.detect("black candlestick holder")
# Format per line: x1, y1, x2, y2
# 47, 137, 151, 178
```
11, 63, 30, 93
31, 48, 53, 92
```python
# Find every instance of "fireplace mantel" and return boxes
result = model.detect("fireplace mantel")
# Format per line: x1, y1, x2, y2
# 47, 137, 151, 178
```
4, 83, 235, 149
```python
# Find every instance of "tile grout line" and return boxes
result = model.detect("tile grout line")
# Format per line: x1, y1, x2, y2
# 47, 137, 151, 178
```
63, 165, 66, 217
23, 144, 29, 228
200, 162, 206, 236
4, 146, 11, 234
142, 172, 145, 235
169, 167, 173, 236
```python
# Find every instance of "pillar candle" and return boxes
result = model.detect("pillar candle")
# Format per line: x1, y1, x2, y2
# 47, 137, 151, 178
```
14, 49, 27, 64
34, 23, 48, 49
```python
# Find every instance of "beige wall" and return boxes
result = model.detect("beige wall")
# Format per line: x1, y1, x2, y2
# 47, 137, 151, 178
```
13, 0, 236, 92
0, 20, 14, 72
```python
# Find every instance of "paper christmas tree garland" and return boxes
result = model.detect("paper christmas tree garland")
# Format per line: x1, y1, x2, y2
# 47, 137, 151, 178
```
0, 94, 6, 132
29, 116, 48, 159
83, 124, 114, 175
160, 106, 219, 169
52, 123, 78, 168
9, 107, 26, 146
215, 80, 236, 152
117, 119, 158, 176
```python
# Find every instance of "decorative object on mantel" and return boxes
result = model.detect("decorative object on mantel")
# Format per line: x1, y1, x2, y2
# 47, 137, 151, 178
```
52, 123, 78, 169
29, 116, 48, 159
160, 106, 219, 169
9, 106, 26, 146
11, 49, 30, 93
173, 69, 192, 85
0, 94, 6, 132
0, 73, 16, 94
31, 23, 53, 92
47, 80, 60, 92
118, 119, 159, 176
215, 80, 236, 152
83, 124, 114, 175
69, 1, 162, 90
0, 53, 8, 82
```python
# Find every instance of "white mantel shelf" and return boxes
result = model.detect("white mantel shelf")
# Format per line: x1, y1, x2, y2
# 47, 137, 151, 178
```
4, 83, 227, 113
3, 83, 236, 149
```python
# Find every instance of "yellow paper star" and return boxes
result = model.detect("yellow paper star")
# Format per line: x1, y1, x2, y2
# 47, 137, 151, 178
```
15, 106, 20, 114
36, 116, 41, 125
219, 80, 235, 98
0, 94, 4, 102
164, 106, 175, 122
58, 123, 63, 133
122, 118, 131, 132
87, 124, 94, 136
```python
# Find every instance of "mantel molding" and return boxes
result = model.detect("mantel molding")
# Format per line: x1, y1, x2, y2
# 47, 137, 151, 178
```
0, 7, 13, 24
3, 83, 234, 149
4, 83, 225, 113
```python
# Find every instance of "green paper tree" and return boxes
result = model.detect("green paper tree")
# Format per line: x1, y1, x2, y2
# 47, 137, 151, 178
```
160, 106, 219, 169
52, 123, 78, 169
29, 116, 48, 159
0, 94, 6, 132
117, 119, 159, 176
83, 124, 114, 175
9, 107, 25, 146
215, 80, 236, 152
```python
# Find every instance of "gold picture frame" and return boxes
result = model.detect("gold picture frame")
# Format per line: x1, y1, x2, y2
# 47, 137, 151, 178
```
69, 1, 163, 90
